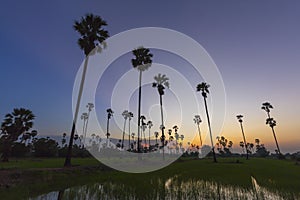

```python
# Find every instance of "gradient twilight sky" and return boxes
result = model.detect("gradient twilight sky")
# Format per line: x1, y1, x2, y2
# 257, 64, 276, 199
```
0, 1, 299, 153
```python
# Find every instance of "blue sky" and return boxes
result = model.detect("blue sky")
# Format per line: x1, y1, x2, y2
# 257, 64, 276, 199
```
1, 1, 299, 153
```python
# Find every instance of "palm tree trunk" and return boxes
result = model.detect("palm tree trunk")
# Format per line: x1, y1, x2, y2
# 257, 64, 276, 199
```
271, 126, 281, 154
82, 119, 86, 148
240, 122, 249, 159
160, 94, 165, 160
148, 128, 151, 149
64, 56, 89, 167
106, 116, 109, 139
128, 119, 131, 150
84, 110, 91, 147
197, 124, 203, 146
121, 119, 126, 149
203, 97, 217, 163
137, 71, 142, 152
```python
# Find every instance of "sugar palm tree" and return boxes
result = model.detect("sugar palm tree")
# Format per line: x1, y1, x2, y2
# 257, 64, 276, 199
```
65, 14, 109, 167
131, 132, 135, 150
83, 103, 94, 145
80, 112, 88, 147
128, 112, 133, 150
106, 108, 114, 139
147, 121, 153, 148
121, 110, 129, 149
153, 73, 169, 158
196, 82, 217, 162
154, 131, 159, 147
131, 47, 153, 152
193, 115, 203, 147
0, 108, 35, 162
261, 102, 281, 155
236, 115, 249, 159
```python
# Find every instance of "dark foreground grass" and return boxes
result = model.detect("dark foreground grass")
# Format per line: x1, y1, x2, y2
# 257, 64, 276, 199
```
0, 157, 299, 199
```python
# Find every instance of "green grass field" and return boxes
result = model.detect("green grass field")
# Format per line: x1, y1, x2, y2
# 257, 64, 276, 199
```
0, 157, 299, 199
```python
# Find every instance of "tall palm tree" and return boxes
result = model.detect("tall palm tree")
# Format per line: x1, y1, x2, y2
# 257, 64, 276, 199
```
80, 112, 88, 147
128, 112, 133, 150
261, 102, 281, 154
131, 132, 135, 150
153, 73, 169, 158
147, 121, 153, 148
154, 131, 159, 147
193, 115, 203, 147
173, 125, 179, 151
236, 115, 249, 159
65, 14, 109, 167
140, 115, 147, 148
196, 82, 217, 162
168, 129, 172, 143
131, 47, 153, 152
121, 110, 129, 149
106, 108, 114, 139
0, 108, 35, 162
84, 103, 94, 146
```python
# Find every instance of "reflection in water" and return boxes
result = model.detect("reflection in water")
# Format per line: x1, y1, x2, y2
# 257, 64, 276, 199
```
31, 176, 299, 200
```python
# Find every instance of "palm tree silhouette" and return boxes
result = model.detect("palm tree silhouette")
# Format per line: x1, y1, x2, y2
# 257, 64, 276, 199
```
236, 115, 249, 159
128, 112, 133, 150
173, 125, 179, 151
193, 115, 203, 147
131, 132, 135, 150
1, 108, 35, 162
80, 112, 88, 147
84, 103, 94, 145
153, 73, 169, 158
140, 115, 147, 149
147, 121, 153, 148
261, 102, 281, 155
168, 129, 172, 143
65, 14, 109, 167
154, 131, 159, 147
106, 108, 114, 139
131, 47, 153, 152
196, 82, 217, 162
121, 110, 129, 149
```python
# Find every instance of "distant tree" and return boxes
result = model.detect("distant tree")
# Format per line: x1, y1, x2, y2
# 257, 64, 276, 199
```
196, 82, 217, 162
106, 108, 114, 139
193, 115, 203, 146
236, 115, 249, 159
147, 121, 153, 148
153, 73, 169, 158
121, 110, 129, 149
33, 137, 58, 157
128, 112, 133, 150
132, 47, 153, 152
0, 108, 35, 162
154, 131, 159, 147
216, 136, 232, 156
254, 138, 270, 157
261, 102, 281, 155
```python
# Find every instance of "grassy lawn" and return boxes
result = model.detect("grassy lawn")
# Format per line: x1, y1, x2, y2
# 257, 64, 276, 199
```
0, 157, 299, 199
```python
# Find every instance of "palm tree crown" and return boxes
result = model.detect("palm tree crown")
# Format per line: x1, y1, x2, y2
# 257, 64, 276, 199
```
193, 115, 202, 125
152, 74, 170, 95
261, 102, 273, 114
196, 82, 210, 98
236, 115, 243, 123
107, 108, 114, 119
74, 14, 109, 56
131, 47, 153, 71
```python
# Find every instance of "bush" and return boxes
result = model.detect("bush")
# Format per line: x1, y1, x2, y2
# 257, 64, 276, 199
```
33, 138, 58, 157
